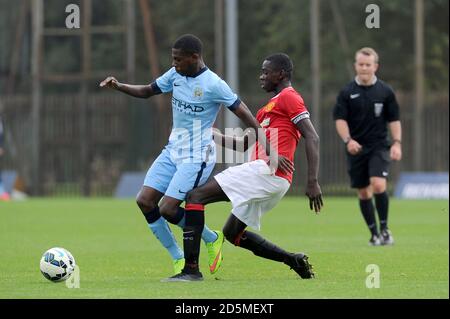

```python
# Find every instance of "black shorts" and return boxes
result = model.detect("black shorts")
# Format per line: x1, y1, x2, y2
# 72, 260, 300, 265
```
346, 145, 391, 189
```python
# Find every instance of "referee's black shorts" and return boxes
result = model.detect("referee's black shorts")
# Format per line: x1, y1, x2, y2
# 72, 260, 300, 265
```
346, 145, 391, 189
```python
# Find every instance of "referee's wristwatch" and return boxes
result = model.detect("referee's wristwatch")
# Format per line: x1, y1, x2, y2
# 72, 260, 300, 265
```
343, 136, 352, 145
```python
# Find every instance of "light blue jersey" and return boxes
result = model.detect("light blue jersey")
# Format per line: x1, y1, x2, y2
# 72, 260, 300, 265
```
144, 66, 240, 200
154, 67, 240, 163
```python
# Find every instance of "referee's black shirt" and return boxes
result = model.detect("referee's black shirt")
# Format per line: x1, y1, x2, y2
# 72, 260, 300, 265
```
333, 77, 400, 147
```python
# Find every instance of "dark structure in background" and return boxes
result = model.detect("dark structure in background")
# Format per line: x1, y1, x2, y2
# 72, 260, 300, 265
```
0, 0, 448, 196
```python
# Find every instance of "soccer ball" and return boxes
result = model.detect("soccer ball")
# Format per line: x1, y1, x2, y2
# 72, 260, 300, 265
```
40, 247, 76, 282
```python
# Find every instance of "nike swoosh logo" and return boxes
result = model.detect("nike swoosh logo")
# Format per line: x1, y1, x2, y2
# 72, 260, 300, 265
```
210, 251, 222, 273
179, 189, 187, 194
174, 83, 181, 86
350, 94, 360, 99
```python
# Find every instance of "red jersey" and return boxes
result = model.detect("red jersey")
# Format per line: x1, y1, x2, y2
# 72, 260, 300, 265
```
251, 87, 310, 183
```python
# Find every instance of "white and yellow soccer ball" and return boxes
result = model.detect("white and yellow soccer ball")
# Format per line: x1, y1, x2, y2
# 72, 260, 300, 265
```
40, 247, 76, 282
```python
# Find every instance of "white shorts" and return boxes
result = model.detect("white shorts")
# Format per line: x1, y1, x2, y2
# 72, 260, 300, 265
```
214, 159, 290, 230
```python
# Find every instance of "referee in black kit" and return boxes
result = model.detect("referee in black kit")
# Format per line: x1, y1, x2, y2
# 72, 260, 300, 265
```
333, 47, 402, 246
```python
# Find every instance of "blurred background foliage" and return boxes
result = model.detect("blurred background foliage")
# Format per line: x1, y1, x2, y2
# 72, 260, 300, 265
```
0, 0, 448, 95
0, 0, 448, 196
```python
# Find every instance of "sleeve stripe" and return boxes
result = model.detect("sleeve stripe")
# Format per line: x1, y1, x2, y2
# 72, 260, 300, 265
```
150, 82, 162, 94
227, 98, 241, 111
291, 111, 310, 124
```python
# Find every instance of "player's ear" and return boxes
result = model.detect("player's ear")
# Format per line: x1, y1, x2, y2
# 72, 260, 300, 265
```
191, 52, 200, 62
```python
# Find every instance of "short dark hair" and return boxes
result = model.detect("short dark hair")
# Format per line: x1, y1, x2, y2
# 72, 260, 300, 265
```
173, 34, 203, 55
265, 53, 293, 80
355, 47, 379, 64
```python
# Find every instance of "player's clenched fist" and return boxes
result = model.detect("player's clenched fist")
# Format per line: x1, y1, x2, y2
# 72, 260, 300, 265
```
99, 76, 119, 89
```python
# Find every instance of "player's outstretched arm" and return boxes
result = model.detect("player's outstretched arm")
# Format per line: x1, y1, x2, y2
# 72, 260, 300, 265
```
230, 102, 260, 131
99, 76, 158, 99
230, 102, 264, 153
296, 118, 323, 213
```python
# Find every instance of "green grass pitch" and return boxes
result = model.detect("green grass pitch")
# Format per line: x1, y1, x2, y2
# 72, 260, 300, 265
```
0, 197, 448, 299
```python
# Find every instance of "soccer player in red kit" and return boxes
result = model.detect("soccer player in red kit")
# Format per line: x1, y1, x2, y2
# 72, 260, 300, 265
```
164, 53, 323, 282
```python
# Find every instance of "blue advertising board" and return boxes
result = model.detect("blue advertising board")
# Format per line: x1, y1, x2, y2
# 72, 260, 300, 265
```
394, 172, 449, 199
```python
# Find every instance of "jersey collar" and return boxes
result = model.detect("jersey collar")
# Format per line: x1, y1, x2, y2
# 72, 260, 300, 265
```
273, 86, 292, 99
188, 66, 208, 78
355, 75, 377, 86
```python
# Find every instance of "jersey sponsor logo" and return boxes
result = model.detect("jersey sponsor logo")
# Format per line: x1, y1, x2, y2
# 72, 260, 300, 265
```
374, 103, 383, 117
260, 118, 270, 128
264, 102, 276, 112
172, 96, 204, 114
350, 93, 360, 99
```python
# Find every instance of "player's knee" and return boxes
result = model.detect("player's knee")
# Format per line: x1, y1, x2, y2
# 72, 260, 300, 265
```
372, 182, 386, 193
370, 178, 386, 194
372, 186, 385, 194
136, 193, 157, 213
185, 190, 204, 205
158, 203, 178, 220
358, 188, 372, 199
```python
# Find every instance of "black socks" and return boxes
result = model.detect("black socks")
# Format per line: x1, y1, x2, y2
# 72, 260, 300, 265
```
142, 206, 161, 224
142, 206, 185, 225
359, 198, 379, 236
375, 192, 389, 231
236, 230, 291, 264
183, 204, 205, 273
359, 193, 390, 235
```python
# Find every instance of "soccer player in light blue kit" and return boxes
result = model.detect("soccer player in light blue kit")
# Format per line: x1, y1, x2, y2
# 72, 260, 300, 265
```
100, 34, 265, 277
